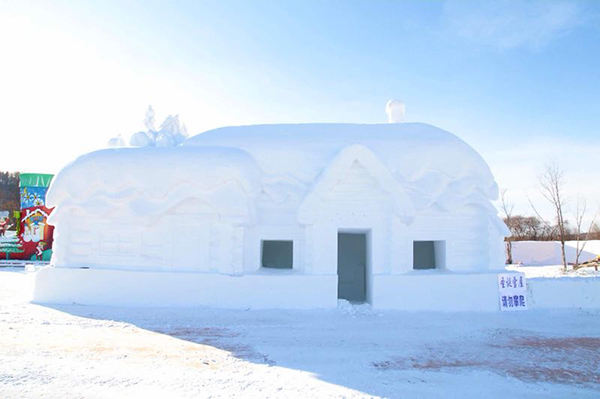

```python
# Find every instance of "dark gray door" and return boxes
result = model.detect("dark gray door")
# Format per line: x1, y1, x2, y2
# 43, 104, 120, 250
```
337, 233, 367, 302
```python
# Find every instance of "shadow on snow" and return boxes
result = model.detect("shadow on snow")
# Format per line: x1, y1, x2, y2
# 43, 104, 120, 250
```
40, 302, 600, 396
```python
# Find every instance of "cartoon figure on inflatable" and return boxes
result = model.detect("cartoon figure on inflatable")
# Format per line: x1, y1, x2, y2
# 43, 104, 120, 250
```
0, 217, 10, 237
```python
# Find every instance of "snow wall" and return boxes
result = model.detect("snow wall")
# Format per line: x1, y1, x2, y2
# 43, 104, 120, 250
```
34, 267, 516, 311
33, 268, 600, 310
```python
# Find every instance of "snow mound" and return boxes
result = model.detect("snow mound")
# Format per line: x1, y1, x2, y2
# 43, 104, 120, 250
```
337, 300, 379, 317
129, 131, 153, 147
106, 135, 126, 147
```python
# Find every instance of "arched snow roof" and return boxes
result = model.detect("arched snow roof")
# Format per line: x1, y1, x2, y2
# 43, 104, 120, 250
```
184, 123, 499, 204
47, 146, 261, 225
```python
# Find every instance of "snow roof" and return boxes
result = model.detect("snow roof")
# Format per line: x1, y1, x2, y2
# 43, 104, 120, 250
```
48, 122, 502, 228
184, 123, 499, 205
47, 146, 261, 224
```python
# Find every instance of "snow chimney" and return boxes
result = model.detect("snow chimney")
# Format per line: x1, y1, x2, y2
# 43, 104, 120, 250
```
386, 99, 405, 123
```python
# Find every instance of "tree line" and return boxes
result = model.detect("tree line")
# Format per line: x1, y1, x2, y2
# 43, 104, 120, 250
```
503, 214, 600, 242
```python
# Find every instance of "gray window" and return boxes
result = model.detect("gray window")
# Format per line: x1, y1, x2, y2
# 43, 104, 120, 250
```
413, 241, 445, 270
261, 240, 293, 269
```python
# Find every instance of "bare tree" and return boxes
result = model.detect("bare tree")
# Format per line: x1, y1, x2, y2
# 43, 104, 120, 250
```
531, 161, 569, 270
500, 189, 514, 264
573, 196, 599, 269
527, 197, 558, 239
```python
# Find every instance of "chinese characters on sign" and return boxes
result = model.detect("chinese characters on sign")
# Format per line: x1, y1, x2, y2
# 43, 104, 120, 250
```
498, 273, 528, 311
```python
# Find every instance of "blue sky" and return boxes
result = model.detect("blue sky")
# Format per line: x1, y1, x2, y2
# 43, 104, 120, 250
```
1, 0, 599, 220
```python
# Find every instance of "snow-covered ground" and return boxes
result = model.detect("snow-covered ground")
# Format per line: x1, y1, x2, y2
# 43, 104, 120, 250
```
2, 268, 600, 399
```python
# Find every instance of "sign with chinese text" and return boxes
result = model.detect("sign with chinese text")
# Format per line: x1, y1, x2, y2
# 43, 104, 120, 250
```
498, 273, 528, 311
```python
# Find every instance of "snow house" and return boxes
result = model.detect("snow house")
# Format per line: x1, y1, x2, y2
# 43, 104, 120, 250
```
34, 102, 511, 310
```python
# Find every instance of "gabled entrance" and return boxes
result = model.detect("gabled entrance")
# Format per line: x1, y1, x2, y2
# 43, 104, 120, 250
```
337, 232, 367, 303
297, 144, 415, 225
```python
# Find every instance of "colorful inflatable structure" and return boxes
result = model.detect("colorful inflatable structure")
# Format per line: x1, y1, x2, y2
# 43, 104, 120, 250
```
0, 173, 54, 261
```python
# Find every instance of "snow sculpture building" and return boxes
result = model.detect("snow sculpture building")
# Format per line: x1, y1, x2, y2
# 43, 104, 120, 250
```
34, 104, 511, 310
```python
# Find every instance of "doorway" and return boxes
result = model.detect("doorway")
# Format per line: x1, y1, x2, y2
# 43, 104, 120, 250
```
337, 232, 367, 303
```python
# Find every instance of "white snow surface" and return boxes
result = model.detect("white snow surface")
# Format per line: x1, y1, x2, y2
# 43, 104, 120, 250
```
3, 268, 600, 398
185, 123, 501, 213
53, 122, 507, 231
46, 146, 261, 224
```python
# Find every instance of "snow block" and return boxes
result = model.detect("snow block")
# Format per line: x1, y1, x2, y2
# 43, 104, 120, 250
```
372, 272, 505, 311
33, 267, 338, 309
35, 267, 600, 311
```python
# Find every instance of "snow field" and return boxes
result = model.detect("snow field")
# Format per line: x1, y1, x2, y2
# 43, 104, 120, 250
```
2, 268, 600, 398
